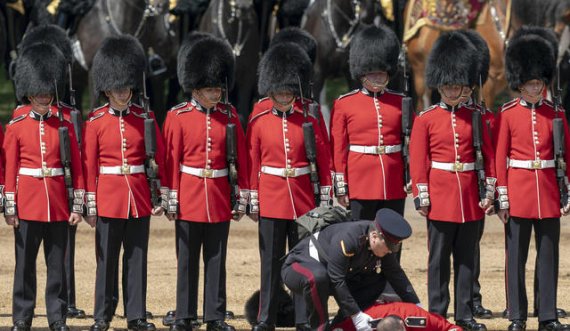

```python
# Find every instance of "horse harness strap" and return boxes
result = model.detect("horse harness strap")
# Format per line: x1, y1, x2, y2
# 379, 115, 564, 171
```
323, 0, 361, 50
214, 0, 251, 57
103, 0, 159, 38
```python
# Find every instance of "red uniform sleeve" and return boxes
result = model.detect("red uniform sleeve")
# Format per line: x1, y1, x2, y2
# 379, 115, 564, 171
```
561, 114, 570, 180
81, 118, 99, 216
329, 100, 349, 196
4, 124, 19, 195
163, 111, 183, 193
246, 119, 261, 213
481, 116, 496, 179
409, 114, 431, 209
232, 108, 249, 191
68, 123, 85, 191
494, 111, 510, 209
0, 127, 5, 185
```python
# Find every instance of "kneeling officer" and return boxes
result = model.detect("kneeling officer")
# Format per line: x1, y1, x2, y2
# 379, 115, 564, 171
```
281, 208, 420, 331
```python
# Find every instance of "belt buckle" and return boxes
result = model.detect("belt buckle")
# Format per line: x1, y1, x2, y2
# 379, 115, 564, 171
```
532, 160, 542, 169
202, 169, 213, 178
284, 168, 296, 177
376, 145, 386, 154
121, 165, 131, 175
453, 162, 464, 172
42, 167, 51, 177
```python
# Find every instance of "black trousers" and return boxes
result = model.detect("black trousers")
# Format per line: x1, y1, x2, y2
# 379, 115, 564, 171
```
175, 220, 230, 322
427, 219, 480, 321
257, 218, 307, 325
13, 220, 69, 325
506, 217, 559, 322
65, 224, 78, 308
93, 216, 150, 322
472, 218, 486, 307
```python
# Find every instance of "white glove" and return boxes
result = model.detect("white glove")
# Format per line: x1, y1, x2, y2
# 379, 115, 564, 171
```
351, 311, 373, 331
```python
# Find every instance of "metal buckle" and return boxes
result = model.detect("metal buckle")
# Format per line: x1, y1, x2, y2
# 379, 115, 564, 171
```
42, 167, 51, 177
532, 160, 542, 169
376, 145, 386, 154
202, 169, 214, 178
453, 162, 464, 171
283, 168, 296, 177
121, 165, 131, 175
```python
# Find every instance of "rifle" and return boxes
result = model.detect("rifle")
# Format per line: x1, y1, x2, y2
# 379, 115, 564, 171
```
225, 78, 240, 220
308, 81, 321, 125
553, 65, 568, 208
472, 110, 487, 201
55, 79, 74, 212
401, 47, 413, 193
141, 72, 161, 207
68, 63, 82, 146
298, 76, 321, 205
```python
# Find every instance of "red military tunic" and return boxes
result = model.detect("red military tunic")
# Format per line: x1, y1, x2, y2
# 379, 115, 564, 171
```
247, 105, 332, 220
3, 106, 85, 221
330, 302, 462, 331
410, 102, 496, 222
329, 89, 407, 200
250, 97, 330, 146
163, 100, 249, 222
495, 98, 570, 219
82, 103, 166, 219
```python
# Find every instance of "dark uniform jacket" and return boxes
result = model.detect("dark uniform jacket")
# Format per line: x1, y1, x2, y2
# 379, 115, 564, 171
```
284, 221, 419, 317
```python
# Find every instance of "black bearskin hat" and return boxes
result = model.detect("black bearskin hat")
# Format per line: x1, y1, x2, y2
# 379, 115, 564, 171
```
505, 26, 556, 91
269, 27, 317, 64
14, 43, 66, 102
258, 42, 312, 96
177, 35, 235, 92
426, 31, 478, 88
457, 30, 490, 85
349, 24, 400, 79
91, 35, 146, 97
19, 24, 73, 64
513, 25, 559, 61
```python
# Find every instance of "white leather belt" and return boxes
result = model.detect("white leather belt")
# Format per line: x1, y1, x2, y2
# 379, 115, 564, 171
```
509, 159, 555, 170
431, 161, 475, 172
180, 165, 228, 178
99, 165, 145, 175
261, 165, 311, 178
349, 144, 402, 155
19, 167, 64, 177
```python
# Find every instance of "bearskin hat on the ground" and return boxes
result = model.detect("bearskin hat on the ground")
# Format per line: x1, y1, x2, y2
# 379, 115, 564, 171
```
269, 27, 317, 64
19, 24, 73, 64
177, 34, 235, 92
457, 30, 490, 85
14, 43, 66, 102
425, 31, 478, 88
505, 26, 556, 91
244, 286, 295, 327
258, 42, 312, 96
349, 24, 400, 79
91, 35, 146, 97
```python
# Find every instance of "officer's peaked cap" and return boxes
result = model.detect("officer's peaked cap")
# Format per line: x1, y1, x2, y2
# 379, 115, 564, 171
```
19, 24, 73, 65
258, 42, 312, 96
426, 31, 478, 88
14, 43, 66, 102
349, 24, 400, 79
373, 208, 412, 252
269, 27, 317, 64
91, 35, 146, 96
178, 33, 235, 92
506, 26, 557, 91
457, 30, 490, 85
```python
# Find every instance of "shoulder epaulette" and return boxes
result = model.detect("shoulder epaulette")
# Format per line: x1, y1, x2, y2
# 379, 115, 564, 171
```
256, 97, 269, 103
169, 102, 188, 112
419, 104, 437, 116
337, 89, 359, 100
89, 112, 105, 122
15, 104, 25, 109
93, 103, 108, 112
249, 109, 271, 123
542, 99, 562, 111
218, 103, 233, 115
385, 88, 405, 97
501, 98, 518, 112
340, 240, 355, 257
176, 103, 193, 115
8, 114, 26, 125
59, 101, 72, 109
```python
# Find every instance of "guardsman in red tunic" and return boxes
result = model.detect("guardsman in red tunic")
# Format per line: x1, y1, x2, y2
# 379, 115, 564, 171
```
13, 23, 88, 320
497, 27, 570, 331
248, 42, 332, 331
329, 25, 407, 220
84, 35, 165, 331
5, 43, 84, 331
164, 34, 246, 331
410, 31, 496, 331
249, 27, 330, 145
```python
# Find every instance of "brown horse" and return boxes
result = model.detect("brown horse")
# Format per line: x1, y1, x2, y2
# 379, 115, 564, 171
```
404, 0, 510, 111
72, 0, 179, 123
